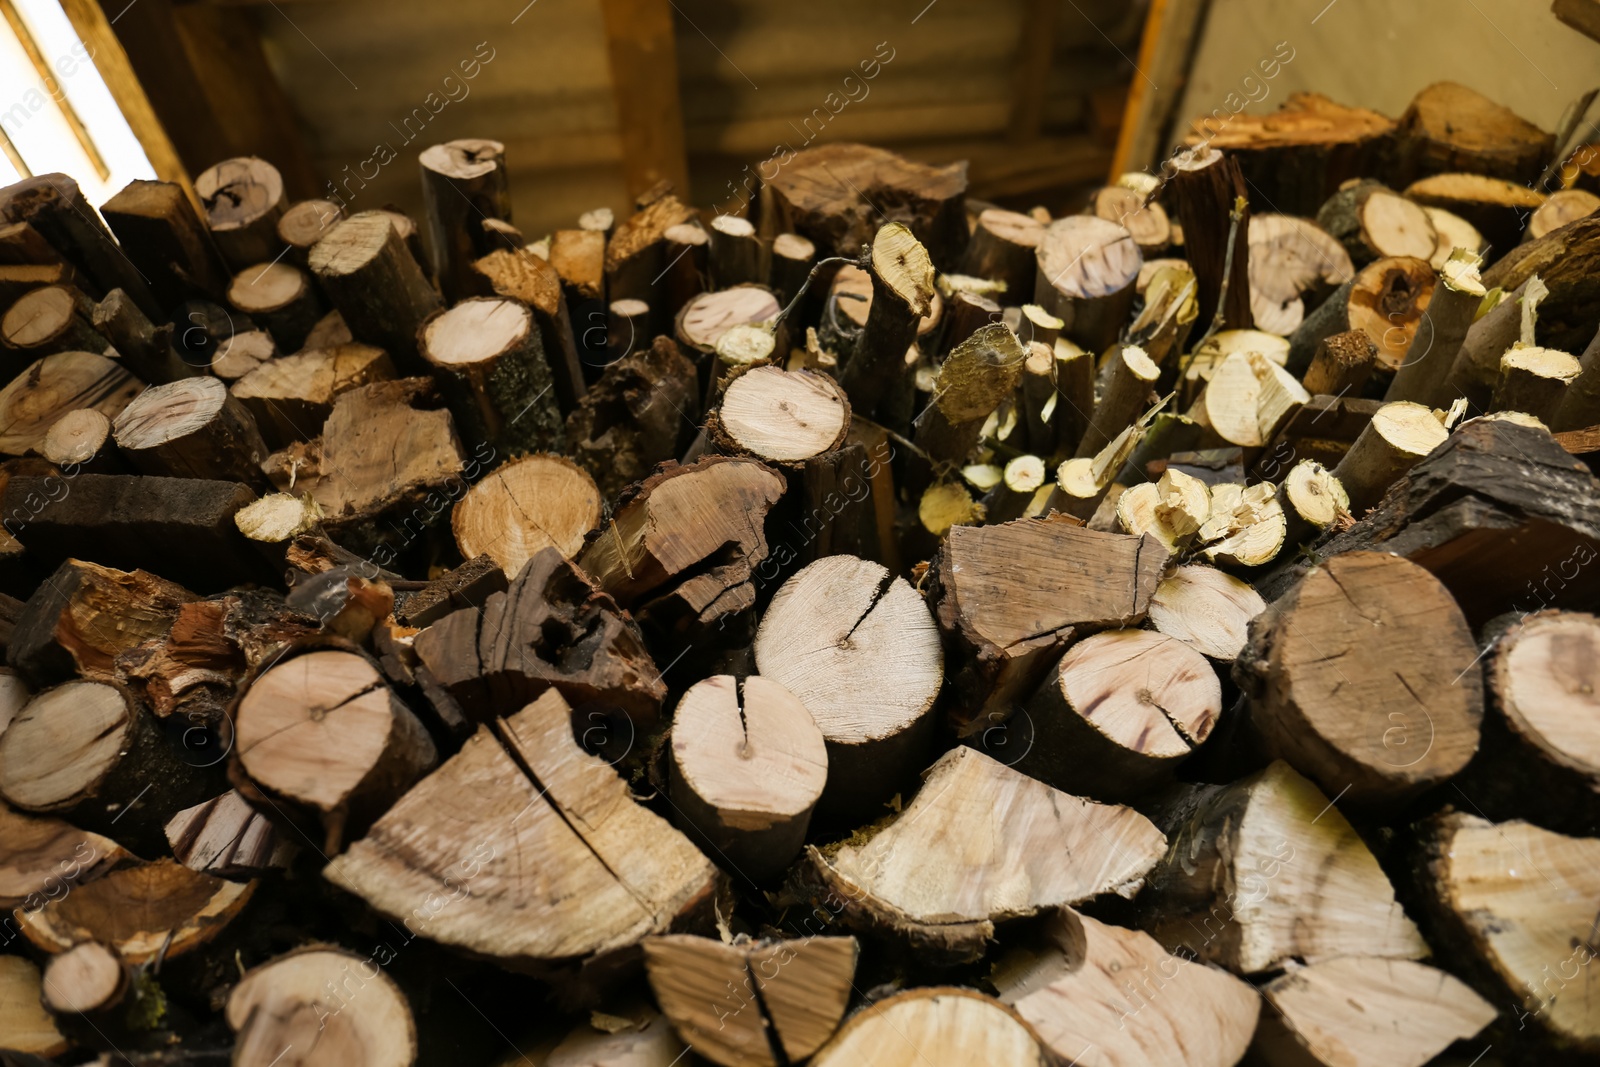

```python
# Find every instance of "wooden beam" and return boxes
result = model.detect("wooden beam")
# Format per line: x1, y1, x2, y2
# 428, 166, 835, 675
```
56, 0, 190, 192
1, 0, 108, 180
1007, 0, 1059, 142
598, 0, 691, 202
1554, 0, 1600, 44
1108, 0, 1211, 179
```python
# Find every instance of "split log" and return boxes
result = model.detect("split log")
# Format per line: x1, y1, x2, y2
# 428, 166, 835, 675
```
0, 173, 158, 316
1135, 760, 1428, 974
419, 296, 564, 454
1190, 349, 1309, 450
235, 648, 436, 852
1419, 813, 1600, 1052
210, 329, 276, 381
1251, 957, 1495, 1067
1076, 343, 1158, 458
642, 934, 856, 1067
326, 689, 717, 970
166, 789, 290, 878
1149, 563, 1266, 661
1316, 180, 1439, 266
963, 207, 1042, 295
758, 143, 968, 269
1, 284, 108, 356
565, 335, 699, 501
1404, 173, 1545, 255
0, 681, 214, 851
226, 261, 325, 352
667, 675, 827, 881
1480, 213, 1600, 356
452, 453, 600, 578
110, 376, 270, 489
413, 545, 666, 729
1033, 215, 1141, 351
469, 247, 588, 412
577, 456, 785, 639
1169, 145, 1252, 329
0, 801, 128, 909
419, 139, 511, 301
1240, 551, 1482, 804
1187, 92, 1395, 216
809, 988, 1048, 1067
1247, 214, 1353, 336
92, 288, 195, 384
1116, 468, 1213, 550
1492, 345, 1579, 421
993, 908, 1260, 1067
309, 212, 444, 374
227, 946, 417, 1067
1286, 255, 1434, 375
1302, 328, 1376, 396
101, 179, 230, 307
708, 365, 849, 466
753, 554, 942, 815
798, 746, 1165, 960
1385, 250, 1486, 406
931, 517, 1167, 735
194, 157, 287, 270
550, 228, 606, 304
837, 223, 935, 423
1019, 629, 1221, 801
914, 322, 1025, 472
231, 342, 394, 448
8, 558, 193, 685
1395, 81, 1554, 185
275, 198, 343, 265
0, 957, 68, 1058
1331, 400, 1448, 513
1195, 481, 1289, 567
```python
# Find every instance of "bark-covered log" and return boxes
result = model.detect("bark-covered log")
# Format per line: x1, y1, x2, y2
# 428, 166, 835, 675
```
419, 296, 564, 454
1286, 256, 1435, 376
1480, 213, 1600, 357
1, 284, 109, 356
470, 245, 587, 413
419, 139, 511, 301
1395, 81, 1554, 186
0, 173, 159, 316
1405, 173, 1546, 257
100, 179, 230, 308
837, 223, 935, 424
1033, 216, 1141, 351
92, 288, 195, 384
309, 211, 443, 374
1316, 180, 1438, 266
225, 260, 326, 352
275, 198, 343, 266
565, 335, 699, 501
962, 208, 1042, 296
194, 157, 287, 271
1384, 249, 1487, 406
111, 376, 271, 490
1170, 145, 1253, 330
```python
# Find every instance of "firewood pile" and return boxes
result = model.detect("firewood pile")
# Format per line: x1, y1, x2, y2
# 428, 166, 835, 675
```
2, 79, 1600, 1067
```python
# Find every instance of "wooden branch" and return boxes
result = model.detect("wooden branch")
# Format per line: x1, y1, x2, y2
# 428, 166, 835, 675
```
838, 223, 935, 424
1385, 250, 1487, 406
1170, 146, 1253, 329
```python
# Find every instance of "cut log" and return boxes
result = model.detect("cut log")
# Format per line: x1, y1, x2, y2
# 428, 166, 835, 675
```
577, 455, 785, 639
1492, 345, 1580, 421
605, 298, 650, 363
452, 453, 600, 578
100, 179, 230, 308
1527, 187, 1600, 241
1396, 81, 1554, 185
1170, 145, 1252, 330
1116, 468, 1213, 551
963, 207, 1042, 295
1404, 173, 1546, 255
676, 286, 783, 356
753, 554, 941, 815
1420, 813, 1600, 1051
0, 801, 128, 909
550, 228, 606, 304
231, 342, 395, 448
235, 649, 437, 851
1385, 249, 1486, 406
13, 857, 252, 962
606, 190, 697, 323
931, 517, 1167, 735
838, 222, 935, 423
565, 335, 699, 501
667, 674, 825, 881
225, 260, 325, 352
1251, 957, 1495, 1067
1240, 551, 1482, 804
91, 288, 195, 385
326, 688, 717, 969
1248, 214, 1354, 337
309, 211, 444, 374
0, 173, 158, 315
709, 365, 849, 464
1033, 215, 1141, 351
1279, 457, 1350, 545
165, 789, 291, 878
1423, 204, 1487, 267
759, 143, 968, 269
767, 230, 814, 307
709, 214, 765, 289
194, 157, 287, 270
275, 198, 343, 265
2, 284, 109, 355
642, 934, 856, 1067
1316, 180, 1439, 266
40, 408, 117, 472
469, 246, 588, 413
936, 290, 1001, 357
227, 946, 417, 1067
1331, 400, 1448, 513
1287, 255, 1435, 375
110, 376, 270, 489
0, 680, 213, 850
1090, 184, 1171, 256
1481, 213, 1600, 356
914, 322, 1026, 472
420, 138, 511, 301
1149, 563, 1266, 661
798, 746, 1165, 960
809, 988, 1047, 1067
0, 957, 68, 1058
41, 939, 127, 1016
1302, 328, 1376, 396
210, 329, 276, 382
1191, 349, 1310, 449
993, 908, 1260, 1067
1076, 343, 1158, 458
420, 296, 564, 454
1136, 760, 1428, 974
413, 545, 666, 729
1185, 92, 1396, 216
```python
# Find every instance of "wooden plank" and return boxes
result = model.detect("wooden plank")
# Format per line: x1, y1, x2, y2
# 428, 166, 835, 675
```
1, 0, 108, 180
1007, 0, 1059, 142
1108, 0, 1211, 179
56, 0, 190, 192
598, 0, 690, 201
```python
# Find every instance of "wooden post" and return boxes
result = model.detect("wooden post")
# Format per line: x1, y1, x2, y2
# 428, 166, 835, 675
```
598, 0, 691, 202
